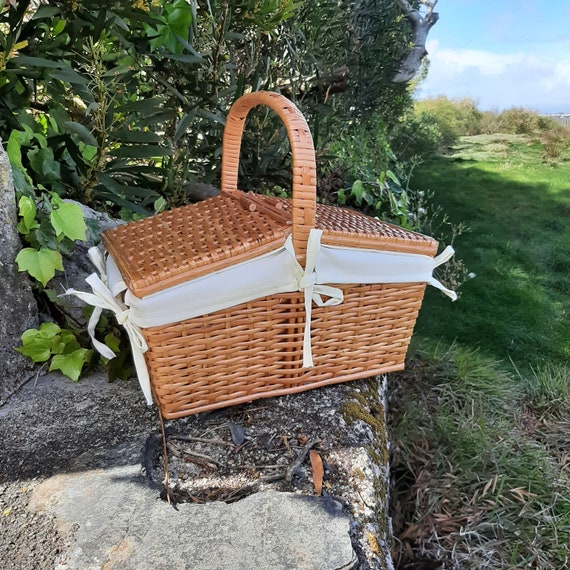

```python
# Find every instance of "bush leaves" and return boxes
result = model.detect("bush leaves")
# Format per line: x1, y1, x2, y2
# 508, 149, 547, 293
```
50, 202, 87, 241
15, 247, 63, 286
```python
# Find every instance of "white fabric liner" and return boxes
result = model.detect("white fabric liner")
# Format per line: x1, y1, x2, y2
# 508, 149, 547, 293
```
66, 228, 456, 406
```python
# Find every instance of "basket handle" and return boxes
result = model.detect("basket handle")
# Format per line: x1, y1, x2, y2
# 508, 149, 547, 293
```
221, 91, 316, 264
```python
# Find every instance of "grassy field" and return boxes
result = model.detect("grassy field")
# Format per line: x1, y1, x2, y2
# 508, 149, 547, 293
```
415, 133, 570, 372
389, 134, 570, 568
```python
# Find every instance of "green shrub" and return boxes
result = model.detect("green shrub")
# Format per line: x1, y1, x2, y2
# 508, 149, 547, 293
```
319, 113, 447, 233
389, 110, 443, 161
539, 124, 570, 160
478, 110, 501, 134
496, 107, 543, 134
414, 96, 482, 148
479, 107, 566, 138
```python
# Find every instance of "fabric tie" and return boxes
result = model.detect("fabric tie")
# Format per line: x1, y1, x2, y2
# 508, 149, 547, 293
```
428, 245, 458, 301
63, 248, 153, 405
286, 230, 344, 367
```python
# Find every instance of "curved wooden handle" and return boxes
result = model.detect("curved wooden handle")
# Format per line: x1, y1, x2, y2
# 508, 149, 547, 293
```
221, 91, 316, 264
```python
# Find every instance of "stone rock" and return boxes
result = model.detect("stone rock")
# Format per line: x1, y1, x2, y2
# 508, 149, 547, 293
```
0, 370, 394, 569
29, 470, 358, 570
0, 140, 38, 403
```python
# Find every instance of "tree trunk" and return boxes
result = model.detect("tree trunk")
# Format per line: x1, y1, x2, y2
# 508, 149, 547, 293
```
393, 0, 439, 83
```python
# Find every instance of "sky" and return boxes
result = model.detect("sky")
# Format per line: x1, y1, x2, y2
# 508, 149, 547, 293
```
416, 0, 570, 114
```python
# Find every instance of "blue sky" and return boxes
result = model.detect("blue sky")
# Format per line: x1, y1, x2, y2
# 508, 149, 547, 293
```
416, 0, 570, 113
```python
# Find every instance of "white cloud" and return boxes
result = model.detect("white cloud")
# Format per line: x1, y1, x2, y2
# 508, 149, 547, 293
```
419, 40, 570, 112
551, 62, 570, 87
443, 49, 523, 75
425, 40, 543, 76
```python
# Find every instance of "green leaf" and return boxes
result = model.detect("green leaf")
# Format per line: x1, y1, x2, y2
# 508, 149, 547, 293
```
174, 109, 197, 143
351, 180, 364, 205
12, 55, 66, 69
50, 68, 89, 85
64, 121, 98, 146
32, 6, 63, 19
37, 322, 62, 339
167, 0, 192, 38
109, 129, 163, 144
154, 196, 167, 213
196, 108, 226, 126
116, 97, 167, 115
15, 248, 63, 286
81, 145, 98, 163
34, 218, 59, 250
17, 196, 39, 235
11, 166, 35, 194
49, 349, 90, 382
27, 147, 61, 180
109, 145, 172, 159
20, 328, 40, 345
17, 322, 62, 363
385, 169, 400, 184
57, 236, 77, 256
57, 329, 82, 354
163, 53, 204, 64
15, 338, 52, 363
104, 332, 121, 353
50, 202, 87, 241
148, 2, 192, 55
7, 132, 23, 168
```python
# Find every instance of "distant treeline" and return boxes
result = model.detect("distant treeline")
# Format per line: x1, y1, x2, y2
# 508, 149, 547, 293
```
411, 97, 570, 155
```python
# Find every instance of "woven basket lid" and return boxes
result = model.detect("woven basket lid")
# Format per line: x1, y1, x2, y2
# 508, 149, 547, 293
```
102, 190, 438, 299
102, 192, 290, 298
257, 194, 438, 256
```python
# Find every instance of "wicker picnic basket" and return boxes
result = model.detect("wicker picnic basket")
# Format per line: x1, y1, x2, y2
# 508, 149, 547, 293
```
99, 91, 444, 419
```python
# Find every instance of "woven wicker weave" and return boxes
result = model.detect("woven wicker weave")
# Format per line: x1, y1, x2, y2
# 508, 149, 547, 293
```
102, 91, 438, 419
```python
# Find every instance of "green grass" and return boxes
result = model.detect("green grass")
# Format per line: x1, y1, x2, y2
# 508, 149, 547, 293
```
390, 344, 570, 568
389, 134, 570, 568
415, 134, 570, 372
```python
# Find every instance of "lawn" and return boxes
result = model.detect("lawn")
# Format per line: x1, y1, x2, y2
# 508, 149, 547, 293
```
389, 134, 570, 568
415, 133, 570, 372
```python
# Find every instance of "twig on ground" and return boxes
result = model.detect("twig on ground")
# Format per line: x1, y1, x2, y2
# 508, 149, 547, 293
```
169, 435, 234, 447
286, 438, 320, 482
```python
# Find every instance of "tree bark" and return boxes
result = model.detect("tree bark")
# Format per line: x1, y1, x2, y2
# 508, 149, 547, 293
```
393, 0, 439, 83
279, 66, 350, 101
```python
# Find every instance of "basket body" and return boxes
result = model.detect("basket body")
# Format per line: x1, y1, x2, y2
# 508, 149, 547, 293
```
101, 92, 438, 419
143, 282, 426, 419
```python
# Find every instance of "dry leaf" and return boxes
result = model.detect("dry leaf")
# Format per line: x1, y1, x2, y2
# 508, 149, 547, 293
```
309, 449, 324, 496
508, 487, 537, 504
229, 422, 246, 446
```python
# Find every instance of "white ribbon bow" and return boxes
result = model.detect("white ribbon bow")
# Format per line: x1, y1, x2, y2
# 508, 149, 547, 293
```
429, 245, 458, 301
286, 229, 344, 367
64, 248, 153, 405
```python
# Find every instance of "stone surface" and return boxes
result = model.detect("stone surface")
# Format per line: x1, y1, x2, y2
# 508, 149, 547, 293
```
29, 472, 358, 570
0, 370, 393, 569
0, 140, 38, 403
